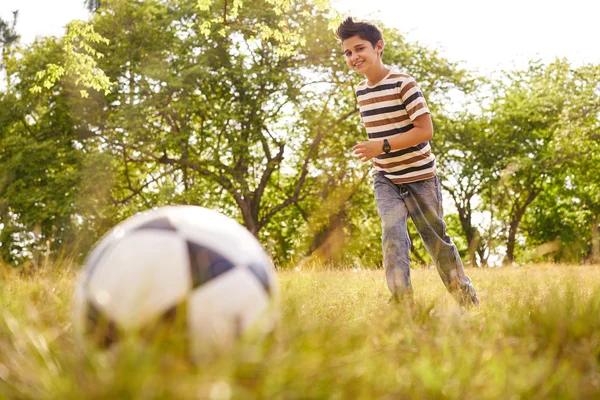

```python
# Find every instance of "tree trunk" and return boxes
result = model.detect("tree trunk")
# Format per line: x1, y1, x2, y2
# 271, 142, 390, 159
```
477, 245, 488, 267
504, 190, 539, 265
455, 202, 480, 268
592, 214, 600, 263
485, 183, 494, 267
505, 219, 519, 265
238, 198, 259, 237
467, 229, 480, 268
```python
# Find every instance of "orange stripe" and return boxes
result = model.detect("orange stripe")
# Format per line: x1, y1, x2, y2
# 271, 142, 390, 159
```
364, 115, 410, 128
407, 102, 427, 116
359, 94, 399, 107
372, 151, 431, 169
399, 80, 417, 98
388, 171, 436, 184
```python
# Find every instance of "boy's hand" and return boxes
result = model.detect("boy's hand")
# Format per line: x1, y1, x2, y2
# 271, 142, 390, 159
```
352, 140, 382, 162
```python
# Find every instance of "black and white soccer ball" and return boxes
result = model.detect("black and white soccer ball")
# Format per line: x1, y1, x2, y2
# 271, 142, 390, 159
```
73, 206, 278, 357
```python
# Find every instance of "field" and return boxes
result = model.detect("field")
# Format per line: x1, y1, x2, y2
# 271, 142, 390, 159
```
1, 263, 600, 399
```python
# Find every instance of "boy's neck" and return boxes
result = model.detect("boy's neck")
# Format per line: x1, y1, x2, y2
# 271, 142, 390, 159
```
366, 64, 390, 86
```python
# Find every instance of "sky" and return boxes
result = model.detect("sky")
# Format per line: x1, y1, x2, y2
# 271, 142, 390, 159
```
0, 0, 90, 43
332, 0, 600, 74
1, 0, 599, 75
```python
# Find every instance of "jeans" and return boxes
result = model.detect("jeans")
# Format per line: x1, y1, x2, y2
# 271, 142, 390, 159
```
373, 173, 477, 305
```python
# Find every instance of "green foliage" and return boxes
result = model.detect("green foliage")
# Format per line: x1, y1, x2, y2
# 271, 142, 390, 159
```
0, 11, 19, 50
435, 108, 498, 267
31, 20, 111, 98
0, 38, 85, 264
0, 0, 599, 267
85, 0, 101, 12
434, 60, 600, 266
487, 60, 600, 264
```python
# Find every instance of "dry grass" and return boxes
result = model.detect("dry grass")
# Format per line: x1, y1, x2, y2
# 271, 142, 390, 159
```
1, 262, 600, 399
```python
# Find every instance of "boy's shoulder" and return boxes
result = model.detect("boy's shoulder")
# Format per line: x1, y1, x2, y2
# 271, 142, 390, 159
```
389, 72, 412, 80
387, 70, 414, 84
355, 70, 416, 92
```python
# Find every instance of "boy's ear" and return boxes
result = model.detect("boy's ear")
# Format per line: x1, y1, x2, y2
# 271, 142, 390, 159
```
376, 39, 384, 54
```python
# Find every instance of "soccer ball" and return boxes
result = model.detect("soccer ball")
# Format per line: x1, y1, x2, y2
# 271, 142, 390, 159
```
73, 206, 278, 357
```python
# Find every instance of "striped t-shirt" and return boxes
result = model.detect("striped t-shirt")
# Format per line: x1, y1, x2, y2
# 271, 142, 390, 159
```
356, 69, 436, 184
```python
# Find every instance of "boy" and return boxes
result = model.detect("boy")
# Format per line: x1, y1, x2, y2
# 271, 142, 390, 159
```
336, 17, 479, 306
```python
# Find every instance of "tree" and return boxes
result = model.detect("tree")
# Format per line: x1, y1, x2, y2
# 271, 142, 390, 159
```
0, 0, 494, 267
0, 36, 87, 264
0, 11, 19, 89
487, 60, 600, 264
521, 63, 600, 263
434, 107, 503, 267
84, 0, 101, 12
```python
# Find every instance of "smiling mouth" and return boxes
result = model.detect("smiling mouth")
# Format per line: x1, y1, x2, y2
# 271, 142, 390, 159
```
353, 61, 365, 68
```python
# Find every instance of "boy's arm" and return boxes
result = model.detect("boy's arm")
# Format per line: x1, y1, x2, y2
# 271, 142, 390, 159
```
352, 113, 433, 163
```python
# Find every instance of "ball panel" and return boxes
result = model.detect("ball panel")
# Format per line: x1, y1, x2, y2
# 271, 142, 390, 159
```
187, 268, 270, 355
169, 207, 273, 269
84, 239, 117, 284
187, 241, 235, 288
82, 213, 171, 280
86, 300, 119, 347
81, 295, 188, 348
133, 216, 177, 232
247, 263, 272, 295
87, 230, 191, 328
73, 271, 90, 338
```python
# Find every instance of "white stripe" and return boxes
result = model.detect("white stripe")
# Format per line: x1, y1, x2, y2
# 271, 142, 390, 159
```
405, 96, 427, 111
374, 143, 431, 164
363, 109, 412, 124
359, 99, 400, 112
366, 122, 411, 134
401, 85, 420, 99
383, 167, 435, 179
366, 122, 413, 134
357, 87, 397, 100
371, 166, 435, 179
409, 107, 429, 120
359, 76, 405, 89
378, 156, 435, 173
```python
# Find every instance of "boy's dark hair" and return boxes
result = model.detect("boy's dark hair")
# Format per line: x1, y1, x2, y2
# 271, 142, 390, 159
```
335, 17, 383, 49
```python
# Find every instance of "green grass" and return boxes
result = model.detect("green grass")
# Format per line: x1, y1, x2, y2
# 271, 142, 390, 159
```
1, 263, 600, 399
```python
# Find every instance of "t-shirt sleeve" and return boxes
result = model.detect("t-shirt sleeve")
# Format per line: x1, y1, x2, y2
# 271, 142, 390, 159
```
398, 75, 430, 121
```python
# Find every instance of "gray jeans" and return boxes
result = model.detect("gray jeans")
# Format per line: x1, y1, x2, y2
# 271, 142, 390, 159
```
373, 173, 477, 305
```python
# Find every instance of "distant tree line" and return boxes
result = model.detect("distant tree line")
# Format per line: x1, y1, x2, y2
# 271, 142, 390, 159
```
1, 0, 599, 268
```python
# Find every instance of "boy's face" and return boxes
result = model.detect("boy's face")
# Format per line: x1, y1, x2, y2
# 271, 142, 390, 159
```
342, 35, 383, 75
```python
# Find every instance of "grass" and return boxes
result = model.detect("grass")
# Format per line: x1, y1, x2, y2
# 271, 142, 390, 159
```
1, 262, 600, 399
